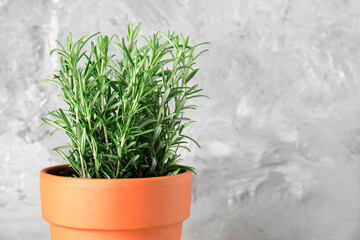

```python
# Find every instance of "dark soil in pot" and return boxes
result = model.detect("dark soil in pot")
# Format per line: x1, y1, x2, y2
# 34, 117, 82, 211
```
51, 168, 77, 177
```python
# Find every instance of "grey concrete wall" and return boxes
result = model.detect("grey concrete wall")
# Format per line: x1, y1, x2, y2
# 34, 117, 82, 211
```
0, 0, 360, 239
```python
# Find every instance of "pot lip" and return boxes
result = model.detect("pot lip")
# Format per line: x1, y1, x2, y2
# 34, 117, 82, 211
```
40, 164, 192, 183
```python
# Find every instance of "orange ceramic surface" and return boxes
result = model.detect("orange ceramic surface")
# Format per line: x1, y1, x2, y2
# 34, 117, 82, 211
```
40, 164, 193, 240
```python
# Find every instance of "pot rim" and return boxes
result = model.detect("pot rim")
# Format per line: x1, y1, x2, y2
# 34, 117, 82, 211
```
40, 164, 192, 183
40, 164, 193, 230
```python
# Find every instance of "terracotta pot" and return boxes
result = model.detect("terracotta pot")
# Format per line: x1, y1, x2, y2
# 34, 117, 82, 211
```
40, 164, 193, 240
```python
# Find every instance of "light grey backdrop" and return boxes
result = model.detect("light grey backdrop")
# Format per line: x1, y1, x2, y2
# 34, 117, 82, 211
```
1, 0, 360, 239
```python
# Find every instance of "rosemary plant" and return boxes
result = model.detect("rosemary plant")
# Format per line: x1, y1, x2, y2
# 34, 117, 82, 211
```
42, 24, 208, 178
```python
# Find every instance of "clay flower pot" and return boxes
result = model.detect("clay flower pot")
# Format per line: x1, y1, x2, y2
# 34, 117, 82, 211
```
40, 164, 193, 240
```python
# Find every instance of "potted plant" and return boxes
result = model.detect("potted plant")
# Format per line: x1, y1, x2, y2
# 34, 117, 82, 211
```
40, 23, 208, 240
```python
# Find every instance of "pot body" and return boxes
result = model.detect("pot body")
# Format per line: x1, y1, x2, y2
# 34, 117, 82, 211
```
40, 164, 193, 240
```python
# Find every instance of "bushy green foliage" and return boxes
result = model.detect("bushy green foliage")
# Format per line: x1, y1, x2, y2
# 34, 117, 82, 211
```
42, 24, 208, 178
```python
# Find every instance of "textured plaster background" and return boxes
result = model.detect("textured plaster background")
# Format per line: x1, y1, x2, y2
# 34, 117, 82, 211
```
0, 0, 360, 239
